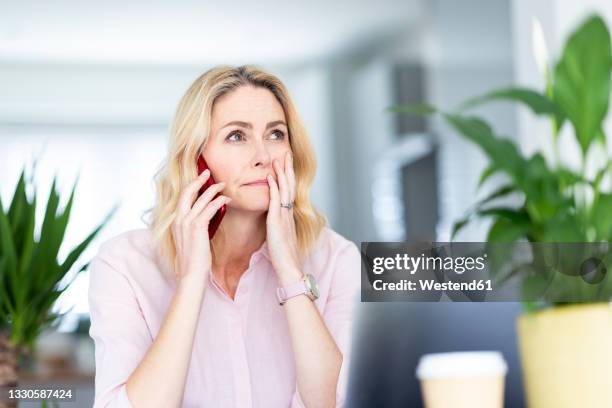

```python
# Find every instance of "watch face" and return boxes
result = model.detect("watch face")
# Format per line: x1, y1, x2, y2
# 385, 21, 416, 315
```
305, 274, 320, 299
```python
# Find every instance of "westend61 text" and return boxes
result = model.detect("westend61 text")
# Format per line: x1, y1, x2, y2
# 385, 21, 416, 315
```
372, 279, 493, 291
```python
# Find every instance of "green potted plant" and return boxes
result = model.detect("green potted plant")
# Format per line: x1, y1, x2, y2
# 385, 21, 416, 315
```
0, 163, 115, 408
391, 14, 612, 408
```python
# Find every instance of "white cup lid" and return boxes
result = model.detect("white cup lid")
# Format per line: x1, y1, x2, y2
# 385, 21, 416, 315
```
416, 351, 508, 379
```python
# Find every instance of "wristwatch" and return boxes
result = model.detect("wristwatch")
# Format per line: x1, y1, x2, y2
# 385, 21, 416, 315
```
277, 274, 320, 305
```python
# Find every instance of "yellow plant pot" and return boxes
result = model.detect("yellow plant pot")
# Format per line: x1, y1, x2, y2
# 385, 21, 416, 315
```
517, 303, 612, 408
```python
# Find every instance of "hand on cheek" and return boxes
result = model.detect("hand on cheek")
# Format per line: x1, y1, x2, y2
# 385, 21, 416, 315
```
266, 152, 302, 284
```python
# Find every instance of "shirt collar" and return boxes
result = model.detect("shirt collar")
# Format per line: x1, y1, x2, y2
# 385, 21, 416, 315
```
208, 239, 271, 289
250, 239, 271, 266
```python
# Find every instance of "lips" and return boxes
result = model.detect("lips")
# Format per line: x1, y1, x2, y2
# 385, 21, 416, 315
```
243, 179, 268, 186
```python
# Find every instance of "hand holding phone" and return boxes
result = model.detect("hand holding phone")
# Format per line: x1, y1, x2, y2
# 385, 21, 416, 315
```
197, 155, 227, 239
171, 156, 229, 283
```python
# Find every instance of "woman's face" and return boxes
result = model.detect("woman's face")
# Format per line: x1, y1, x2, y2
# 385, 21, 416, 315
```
203, 85, 292, 213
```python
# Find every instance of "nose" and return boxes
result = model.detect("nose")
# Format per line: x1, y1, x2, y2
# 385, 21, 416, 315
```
252, 141, 272, 169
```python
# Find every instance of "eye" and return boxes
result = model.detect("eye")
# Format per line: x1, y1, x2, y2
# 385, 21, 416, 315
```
270, 130, 285, 140
226, 130, 244, 142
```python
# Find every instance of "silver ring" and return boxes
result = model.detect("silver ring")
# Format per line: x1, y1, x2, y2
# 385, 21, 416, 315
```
280, 202, 294, 209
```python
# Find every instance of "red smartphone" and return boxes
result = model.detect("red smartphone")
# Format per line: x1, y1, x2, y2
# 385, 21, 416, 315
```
197, 154, 226, 239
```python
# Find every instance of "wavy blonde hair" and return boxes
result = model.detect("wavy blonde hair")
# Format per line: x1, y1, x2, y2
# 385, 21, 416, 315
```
143, 65, 327, 274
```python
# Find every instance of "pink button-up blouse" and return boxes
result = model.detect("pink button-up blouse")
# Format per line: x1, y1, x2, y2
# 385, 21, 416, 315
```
88, 226, 361, 407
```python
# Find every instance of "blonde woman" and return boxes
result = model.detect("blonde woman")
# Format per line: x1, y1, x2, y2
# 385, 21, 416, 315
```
88, 65, 361, 408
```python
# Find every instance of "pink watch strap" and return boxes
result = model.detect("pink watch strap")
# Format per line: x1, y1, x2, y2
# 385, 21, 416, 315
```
277, 277, 309, 305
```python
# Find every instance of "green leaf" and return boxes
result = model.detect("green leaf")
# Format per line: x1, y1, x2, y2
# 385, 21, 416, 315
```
443, 114, 526, 188
59, 204, 118, 276
518, 154, 572, 224
477, 164, 500, 189
39, 177, 60, 240
18, 194, 36, 276
593, 159, 612, 190
553, 15, 612, 157
0, 257, 16, 318
451, 186, 520, 241
591, 193, 612, 240
36, 176, 62, 265
460, 87, 564, 125
7, 167, 27, 239
486, 217, 529, 242
476, 184, 517, 208
29, 176, 65, 301
595, 127, 607, 145
451, 216, 471, 241
45, 177, 78, 271
0, 195, 19, 301
541, 212, 585, 242
556, 166, 590, 188
478, 207, 530, 224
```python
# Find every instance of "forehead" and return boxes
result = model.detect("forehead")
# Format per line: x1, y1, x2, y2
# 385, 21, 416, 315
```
211, 86, 285, 127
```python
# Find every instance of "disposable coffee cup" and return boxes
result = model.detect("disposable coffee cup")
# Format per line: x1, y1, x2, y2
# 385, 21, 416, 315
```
416, 351, 507, 408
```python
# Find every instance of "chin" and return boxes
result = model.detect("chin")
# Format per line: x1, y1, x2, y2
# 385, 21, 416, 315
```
230, 199, 269, 212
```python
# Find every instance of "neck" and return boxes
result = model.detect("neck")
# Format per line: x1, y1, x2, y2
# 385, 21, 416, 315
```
211, 207, 267, 272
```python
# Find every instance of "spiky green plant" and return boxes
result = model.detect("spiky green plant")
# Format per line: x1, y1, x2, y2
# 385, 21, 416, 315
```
0, 162, 116, 394
390, 14, 612, 309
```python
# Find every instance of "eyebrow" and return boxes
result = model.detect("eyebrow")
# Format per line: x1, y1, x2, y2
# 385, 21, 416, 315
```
220, 120, 287, 131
